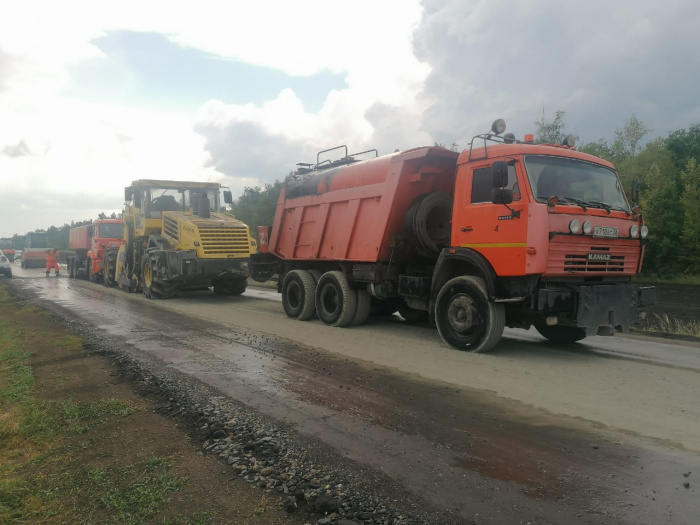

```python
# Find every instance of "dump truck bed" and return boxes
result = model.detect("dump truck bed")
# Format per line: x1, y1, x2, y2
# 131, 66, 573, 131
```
268, 147, 458, 263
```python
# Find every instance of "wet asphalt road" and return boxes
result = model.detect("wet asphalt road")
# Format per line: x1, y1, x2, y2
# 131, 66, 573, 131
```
5, 263, 700, 525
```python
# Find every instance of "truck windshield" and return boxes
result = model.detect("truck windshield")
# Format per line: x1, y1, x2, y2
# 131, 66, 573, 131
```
99, 223, 124, 239
148, 188, 184, 214
525, 155, 630, 211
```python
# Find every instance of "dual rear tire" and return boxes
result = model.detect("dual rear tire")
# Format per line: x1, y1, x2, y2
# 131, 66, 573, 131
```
282, 270, 370, 327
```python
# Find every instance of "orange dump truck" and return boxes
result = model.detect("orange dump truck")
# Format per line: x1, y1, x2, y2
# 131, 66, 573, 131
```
20, 232, 50, 268
67, 220, 125, 285
250, 121, 656, 352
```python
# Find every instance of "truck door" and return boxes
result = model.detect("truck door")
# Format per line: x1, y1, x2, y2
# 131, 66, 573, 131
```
452, 162, 528, 276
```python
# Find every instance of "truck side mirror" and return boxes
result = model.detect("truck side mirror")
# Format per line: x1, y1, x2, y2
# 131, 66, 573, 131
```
223, 190, 233, 204
492, 161, 509, 187
632, 179, 640, 204
125, 187, 133, 202
87, 226, 94, 237
492, 188, 513, 205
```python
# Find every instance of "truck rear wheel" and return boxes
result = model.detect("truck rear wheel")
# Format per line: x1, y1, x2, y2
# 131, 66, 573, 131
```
282, 270, 317, 320
350, 289, 371, 326
315, 271, 357, 327
435, 276, 505, 352
405, 191, 453, 258
534, 323, 587, 343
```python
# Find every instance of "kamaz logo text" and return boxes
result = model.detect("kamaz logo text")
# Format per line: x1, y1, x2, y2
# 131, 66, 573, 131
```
587, 253, 611, 261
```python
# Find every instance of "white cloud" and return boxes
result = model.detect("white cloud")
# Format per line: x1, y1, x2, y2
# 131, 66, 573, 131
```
1, 0, 700, 239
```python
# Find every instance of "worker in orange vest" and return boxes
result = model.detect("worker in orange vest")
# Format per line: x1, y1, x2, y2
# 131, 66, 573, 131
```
45, 248, 60, 277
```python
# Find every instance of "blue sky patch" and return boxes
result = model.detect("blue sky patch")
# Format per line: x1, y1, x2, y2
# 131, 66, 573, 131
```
64, 30, 346, 113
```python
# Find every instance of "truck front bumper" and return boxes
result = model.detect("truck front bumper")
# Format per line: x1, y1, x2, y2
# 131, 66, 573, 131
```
537, 284, 656, 335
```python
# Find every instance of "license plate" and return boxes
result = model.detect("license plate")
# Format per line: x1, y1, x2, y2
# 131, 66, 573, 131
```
593, 226, 618, 238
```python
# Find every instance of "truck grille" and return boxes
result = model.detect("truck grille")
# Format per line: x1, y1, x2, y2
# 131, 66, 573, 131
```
163, 216, 179, 241
546, 241, 640, 275
199, 226, 250, 255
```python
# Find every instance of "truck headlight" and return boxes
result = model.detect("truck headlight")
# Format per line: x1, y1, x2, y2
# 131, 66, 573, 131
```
569, 220, 581, 234
640, 225, 649, 239
582, 221, 593, 235
629, 224, 639, 238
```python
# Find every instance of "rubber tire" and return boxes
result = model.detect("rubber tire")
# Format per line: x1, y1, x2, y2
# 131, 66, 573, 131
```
142, 259, 157, 299
308, 269, 323, 284
405, 191, 453, 258
5, 269, 11, 278
103, 251, 117, 287
282, 270, 317, 320
20, 260, 25, 269
435, 276, 505, 352
315, 271, 357, 327
398, 302, 429, 324
350, 289, 371, 326
534, 323, 587, 343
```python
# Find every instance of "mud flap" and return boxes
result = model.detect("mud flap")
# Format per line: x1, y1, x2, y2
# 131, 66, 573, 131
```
576, 285, 654, 334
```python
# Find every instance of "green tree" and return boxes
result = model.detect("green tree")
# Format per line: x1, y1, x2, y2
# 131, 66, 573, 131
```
230, 181, 283, 237
666, 124, 700, 170
639, 164, 685, 276
679, 158, 700, 273
434, 141, 460, 151
579, 139, 614, 161
612, 114, 652, 159
535, 109, 567, 144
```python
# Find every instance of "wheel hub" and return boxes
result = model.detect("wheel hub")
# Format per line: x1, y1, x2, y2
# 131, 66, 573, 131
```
447, 294, 477, 332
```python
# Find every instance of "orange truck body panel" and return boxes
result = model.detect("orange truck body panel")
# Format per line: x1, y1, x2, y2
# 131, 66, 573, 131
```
21, 233, 50, 267
268, 147, 459, 262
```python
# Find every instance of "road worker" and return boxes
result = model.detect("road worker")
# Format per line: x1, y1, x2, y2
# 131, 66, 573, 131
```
45, 248, 60, 277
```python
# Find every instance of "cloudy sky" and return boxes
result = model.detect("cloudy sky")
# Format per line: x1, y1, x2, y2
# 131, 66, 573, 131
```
1, 0, 699, 238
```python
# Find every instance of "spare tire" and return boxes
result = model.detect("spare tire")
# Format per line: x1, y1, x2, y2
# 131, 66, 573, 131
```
405, 191, 453, 258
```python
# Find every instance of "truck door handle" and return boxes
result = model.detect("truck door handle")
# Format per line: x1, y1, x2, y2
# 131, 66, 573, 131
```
461, 227, 473, 232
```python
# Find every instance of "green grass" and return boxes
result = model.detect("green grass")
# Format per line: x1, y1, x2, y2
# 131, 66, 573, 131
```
0, 284, 207, 525
643, 313, 700, 337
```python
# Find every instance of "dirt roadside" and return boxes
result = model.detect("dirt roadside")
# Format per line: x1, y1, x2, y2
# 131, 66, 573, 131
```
0, 284, 321, 525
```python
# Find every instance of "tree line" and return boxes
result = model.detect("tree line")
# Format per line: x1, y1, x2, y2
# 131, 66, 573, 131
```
230, 113, 700, 278
9, 213, 118, 252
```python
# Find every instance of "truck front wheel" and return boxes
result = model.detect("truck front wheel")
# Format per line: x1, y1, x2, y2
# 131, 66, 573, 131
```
282, 270, 317, 320
103, 251, 117, 287
435, 276, 505, 352
315, 271, 357, 327
534, 323, 587, 343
